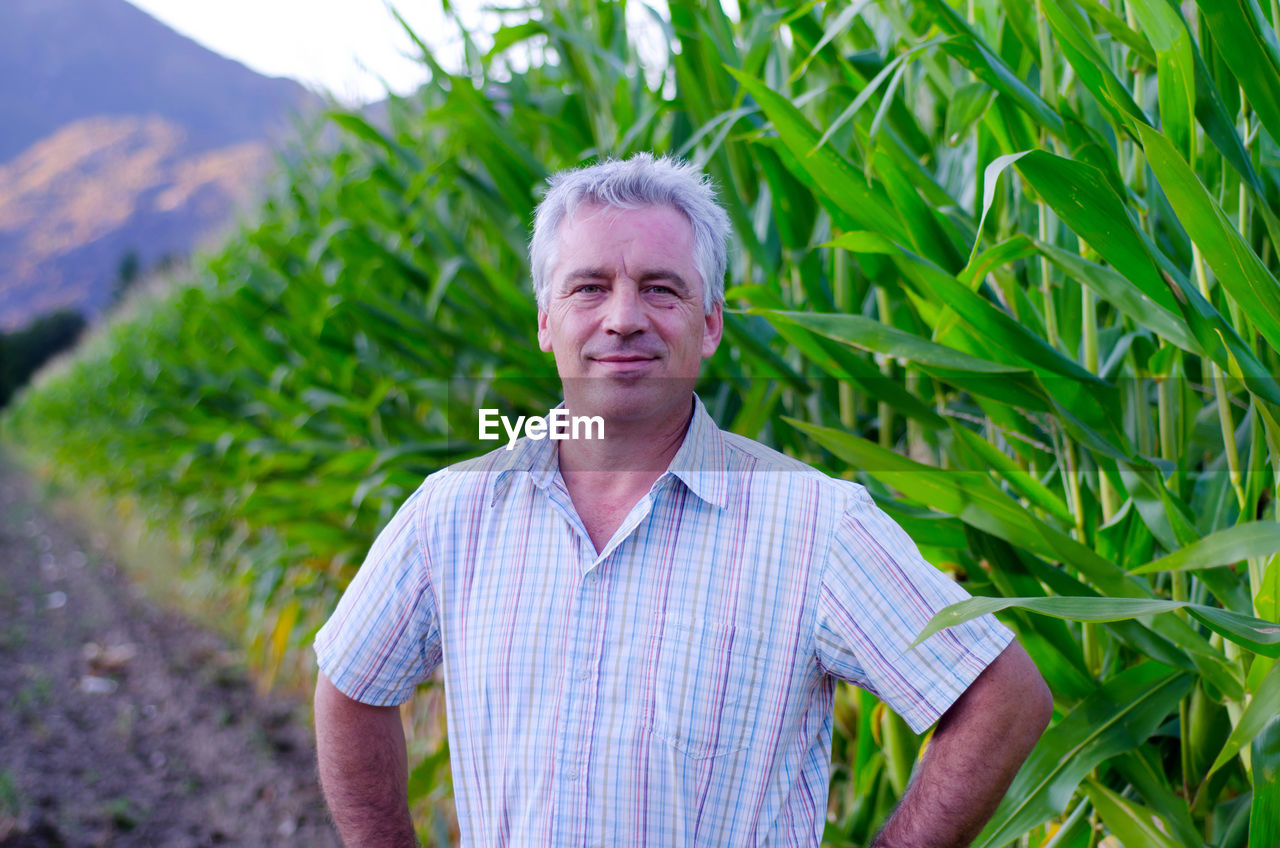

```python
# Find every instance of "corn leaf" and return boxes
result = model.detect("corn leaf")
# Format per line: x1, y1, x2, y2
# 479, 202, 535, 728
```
913, 595, 1280, 657
1083, 780, 1185, 848
1133, 523, 1280, 575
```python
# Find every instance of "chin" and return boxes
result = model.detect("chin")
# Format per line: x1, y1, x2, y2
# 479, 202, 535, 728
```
565, 376, 693, 424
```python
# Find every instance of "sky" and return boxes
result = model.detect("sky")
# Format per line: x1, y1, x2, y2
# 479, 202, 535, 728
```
122, 0, 490, 105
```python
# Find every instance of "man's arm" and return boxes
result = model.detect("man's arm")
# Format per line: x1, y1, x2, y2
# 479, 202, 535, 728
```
873, 640, 1052, 848
315, 673, 418, 848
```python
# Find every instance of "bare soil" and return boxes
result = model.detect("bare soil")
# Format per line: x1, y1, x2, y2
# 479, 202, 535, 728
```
0, 456, 341, 847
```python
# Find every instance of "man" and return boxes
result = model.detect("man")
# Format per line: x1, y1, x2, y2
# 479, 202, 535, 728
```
314, 154, 1052, 847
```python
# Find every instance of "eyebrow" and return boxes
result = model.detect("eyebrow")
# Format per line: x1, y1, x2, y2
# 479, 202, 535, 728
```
637, 269, 692, 293
564, 269, 611, 284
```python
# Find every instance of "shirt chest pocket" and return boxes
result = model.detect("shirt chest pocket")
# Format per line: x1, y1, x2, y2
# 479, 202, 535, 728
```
645, 614, 767, 761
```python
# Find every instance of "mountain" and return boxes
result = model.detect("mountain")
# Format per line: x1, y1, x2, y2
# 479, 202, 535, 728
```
0, 0, 315, 162
0, 116, 274, 326
0, 0, 322, 329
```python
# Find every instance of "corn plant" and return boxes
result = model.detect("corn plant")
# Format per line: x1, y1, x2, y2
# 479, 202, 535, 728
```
5, 0, 1280, 845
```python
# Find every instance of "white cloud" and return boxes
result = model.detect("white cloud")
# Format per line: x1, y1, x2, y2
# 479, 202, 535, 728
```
123, 0, 477, 105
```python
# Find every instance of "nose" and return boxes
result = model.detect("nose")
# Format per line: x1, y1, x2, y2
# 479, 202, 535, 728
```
601, 282, 648, 337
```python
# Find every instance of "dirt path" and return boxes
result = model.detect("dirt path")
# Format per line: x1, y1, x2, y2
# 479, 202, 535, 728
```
0, 457, 341, 847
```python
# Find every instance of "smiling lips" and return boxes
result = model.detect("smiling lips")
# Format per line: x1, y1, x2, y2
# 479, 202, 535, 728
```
589, 352, 661, 372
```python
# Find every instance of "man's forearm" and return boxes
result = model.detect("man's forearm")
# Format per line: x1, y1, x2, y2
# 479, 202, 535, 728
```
873, 641, 1052, 848
315, 674, 418, 848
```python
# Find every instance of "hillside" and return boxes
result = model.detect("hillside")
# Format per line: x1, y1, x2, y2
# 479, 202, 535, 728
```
0, 0, 321, 329
0, 116, 275, 327
0, 0, 313, 162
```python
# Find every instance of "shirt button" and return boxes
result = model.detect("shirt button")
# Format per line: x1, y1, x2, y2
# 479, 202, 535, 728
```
567, 768, 580, 781
578, 667, 591, 680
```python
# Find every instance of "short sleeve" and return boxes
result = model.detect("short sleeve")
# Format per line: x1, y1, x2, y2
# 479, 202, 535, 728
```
314, 484, 442, 705
814, 486, 1013, 733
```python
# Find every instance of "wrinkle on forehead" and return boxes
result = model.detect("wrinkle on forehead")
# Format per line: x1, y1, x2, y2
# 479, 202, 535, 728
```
551, 201, 703, 301
569, 200, 691, 234
560, 204, 692, 256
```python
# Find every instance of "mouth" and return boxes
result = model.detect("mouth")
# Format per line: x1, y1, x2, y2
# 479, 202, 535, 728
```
589, 353, 661, 373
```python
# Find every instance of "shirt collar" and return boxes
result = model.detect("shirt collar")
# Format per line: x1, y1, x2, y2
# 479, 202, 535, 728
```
488, 417, 558, 506
489, 393, 729, 509
665, 394, 729, 509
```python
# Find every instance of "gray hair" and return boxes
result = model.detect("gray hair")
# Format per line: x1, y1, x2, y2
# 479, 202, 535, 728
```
529, 153, 731, 314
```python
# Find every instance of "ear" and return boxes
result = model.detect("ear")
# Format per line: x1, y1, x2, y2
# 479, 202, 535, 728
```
701, 303, 723, 358
537, 310, 553, 353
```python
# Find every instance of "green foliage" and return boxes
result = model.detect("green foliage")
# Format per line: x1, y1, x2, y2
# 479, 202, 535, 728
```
0, 309, 86, 408
5, 0, 1280, 844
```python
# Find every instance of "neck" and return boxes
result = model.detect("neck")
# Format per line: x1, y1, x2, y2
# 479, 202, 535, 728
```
557, 395, 694, 479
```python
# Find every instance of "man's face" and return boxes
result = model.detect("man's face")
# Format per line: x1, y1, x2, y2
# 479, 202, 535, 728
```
538, 203, 723, 426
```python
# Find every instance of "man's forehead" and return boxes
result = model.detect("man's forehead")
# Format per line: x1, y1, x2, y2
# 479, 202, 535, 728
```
562, 201, 690, 233
549, 202, 703, 292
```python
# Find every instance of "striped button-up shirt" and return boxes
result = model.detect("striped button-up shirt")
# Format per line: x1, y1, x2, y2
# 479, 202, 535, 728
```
315, 395, 1012, 847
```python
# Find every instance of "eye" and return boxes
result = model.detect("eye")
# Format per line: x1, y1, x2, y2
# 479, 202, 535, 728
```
574, 283, 605, 294
645, 284, 676, 296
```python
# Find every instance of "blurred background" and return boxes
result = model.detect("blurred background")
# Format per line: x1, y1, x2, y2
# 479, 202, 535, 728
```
0, 0, 476, 344
2, 0, 1280, 846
